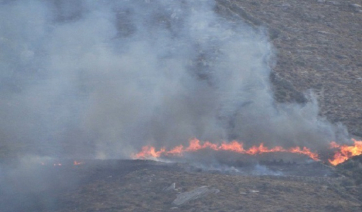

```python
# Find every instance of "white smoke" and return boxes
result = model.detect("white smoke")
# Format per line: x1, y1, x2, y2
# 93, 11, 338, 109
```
0, 0, 349, 159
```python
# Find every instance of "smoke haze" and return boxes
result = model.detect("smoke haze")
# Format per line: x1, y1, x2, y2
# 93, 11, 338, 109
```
0, 0, 349, 160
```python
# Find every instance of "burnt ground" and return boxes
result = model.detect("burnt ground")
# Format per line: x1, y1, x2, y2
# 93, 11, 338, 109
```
216, 0, 362, 137
0, 159, 361, 212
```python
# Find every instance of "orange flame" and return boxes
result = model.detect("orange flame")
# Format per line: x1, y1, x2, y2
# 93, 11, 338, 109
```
73, 160, 84, 165
133, 138, 320, 161
134, 146, 166, 158
328, 139, 362, 166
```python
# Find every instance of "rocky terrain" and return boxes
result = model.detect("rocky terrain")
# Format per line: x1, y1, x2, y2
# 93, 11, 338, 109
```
216, 0, 362, 136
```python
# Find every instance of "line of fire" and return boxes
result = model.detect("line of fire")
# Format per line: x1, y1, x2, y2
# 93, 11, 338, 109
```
133, 138, 362, 166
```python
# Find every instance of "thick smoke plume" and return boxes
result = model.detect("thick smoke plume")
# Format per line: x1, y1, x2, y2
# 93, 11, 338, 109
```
0, 0, 349, 160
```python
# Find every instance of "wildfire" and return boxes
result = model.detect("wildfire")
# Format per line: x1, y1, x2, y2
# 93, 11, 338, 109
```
328, 139, 362, 166
133, 138, 320, 161
133, 138, 362, 166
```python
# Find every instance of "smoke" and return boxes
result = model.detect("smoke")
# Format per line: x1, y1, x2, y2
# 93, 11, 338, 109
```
0, 0, 349, 160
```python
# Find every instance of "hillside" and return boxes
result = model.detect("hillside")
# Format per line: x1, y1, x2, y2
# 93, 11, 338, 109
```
217, 0, 362, 136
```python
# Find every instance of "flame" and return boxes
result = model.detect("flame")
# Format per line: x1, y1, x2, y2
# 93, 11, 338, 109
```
328, 139, 362, 166
133, 138, 320, 161
134, 146, 166, 158
73, 160, 84, 165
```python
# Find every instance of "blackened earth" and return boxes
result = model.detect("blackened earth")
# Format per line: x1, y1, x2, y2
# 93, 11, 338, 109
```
0, 159, 361, 212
